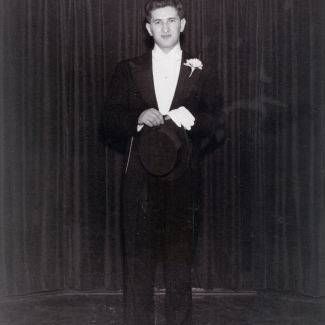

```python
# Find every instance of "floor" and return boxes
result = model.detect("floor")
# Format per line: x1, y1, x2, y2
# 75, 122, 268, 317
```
0, 290, 324, 324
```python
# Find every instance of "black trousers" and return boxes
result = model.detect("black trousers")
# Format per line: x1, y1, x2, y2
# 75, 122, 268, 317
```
123, 171, 194, 325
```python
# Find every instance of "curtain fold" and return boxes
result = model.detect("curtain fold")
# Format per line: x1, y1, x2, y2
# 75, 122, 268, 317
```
0, 0, 324, 297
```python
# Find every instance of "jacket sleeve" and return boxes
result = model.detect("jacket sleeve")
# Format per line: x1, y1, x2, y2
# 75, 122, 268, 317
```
101, 63, 140, 140
187, 66, 226, 144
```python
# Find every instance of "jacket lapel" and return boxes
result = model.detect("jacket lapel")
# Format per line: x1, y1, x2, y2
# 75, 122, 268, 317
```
129, 52, 158, 109
130, 51, 201, 111
170, 51, 202, 110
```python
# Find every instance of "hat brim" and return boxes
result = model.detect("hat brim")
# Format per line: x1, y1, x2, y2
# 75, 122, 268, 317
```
138, 119, 192, 181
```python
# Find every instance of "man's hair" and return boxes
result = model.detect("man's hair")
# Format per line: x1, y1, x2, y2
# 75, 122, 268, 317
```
145, 0, 185, 22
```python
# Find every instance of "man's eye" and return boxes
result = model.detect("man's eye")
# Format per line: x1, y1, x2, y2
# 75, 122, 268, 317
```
155, 21, 160, 25
169, 19, 176, 23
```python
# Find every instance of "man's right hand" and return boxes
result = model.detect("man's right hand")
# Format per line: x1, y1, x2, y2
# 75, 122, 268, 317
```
138, 108, 164, 127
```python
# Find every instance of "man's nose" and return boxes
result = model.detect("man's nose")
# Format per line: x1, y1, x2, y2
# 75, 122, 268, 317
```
162, 22, 169, 33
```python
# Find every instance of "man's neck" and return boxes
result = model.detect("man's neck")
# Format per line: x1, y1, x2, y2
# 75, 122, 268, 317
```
153, 43, 182, 61
154, 43, 181, 55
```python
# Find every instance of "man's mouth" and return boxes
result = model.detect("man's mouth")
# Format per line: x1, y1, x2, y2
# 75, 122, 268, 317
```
161, 34, 172, 39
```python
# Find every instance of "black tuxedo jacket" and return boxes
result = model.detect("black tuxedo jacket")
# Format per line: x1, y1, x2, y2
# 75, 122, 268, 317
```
102, 50, 225, 222
102, 50, 224, 147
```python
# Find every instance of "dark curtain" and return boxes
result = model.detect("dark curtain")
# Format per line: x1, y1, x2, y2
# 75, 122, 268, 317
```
0, 0, 324, 297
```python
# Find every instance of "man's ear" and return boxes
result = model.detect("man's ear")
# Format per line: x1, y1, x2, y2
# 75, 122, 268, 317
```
180, 18, 186, 32
146, 23, 153, 36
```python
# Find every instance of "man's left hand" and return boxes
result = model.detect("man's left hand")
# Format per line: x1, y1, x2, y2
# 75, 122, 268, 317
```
166, 106, 195, 130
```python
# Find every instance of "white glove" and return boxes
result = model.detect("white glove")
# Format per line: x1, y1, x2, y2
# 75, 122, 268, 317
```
166, 106, 195, 130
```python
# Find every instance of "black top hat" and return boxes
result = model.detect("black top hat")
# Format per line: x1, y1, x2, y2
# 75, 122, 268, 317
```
138, 119, 192, 181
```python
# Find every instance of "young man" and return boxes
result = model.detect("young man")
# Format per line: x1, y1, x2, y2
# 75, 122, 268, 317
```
102, 1, 225, 323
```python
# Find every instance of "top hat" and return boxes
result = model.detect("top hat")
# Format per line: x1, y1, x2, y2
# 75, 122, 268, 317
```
138, 119, 192, 181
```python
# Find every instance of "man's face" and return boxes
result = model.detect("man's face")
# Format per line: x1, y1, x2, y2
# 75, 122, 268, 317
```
146, 6, 186, 54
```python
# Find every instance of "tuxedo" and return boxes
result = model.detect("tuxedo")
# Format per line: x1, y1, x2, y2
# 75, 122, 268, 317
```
102, 50, 224, 324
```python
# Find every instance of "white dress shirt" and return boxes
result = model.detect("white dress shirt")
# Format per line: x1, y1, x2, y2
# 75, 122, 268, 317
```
152, 43, 182, 115
137, 44, 182, 131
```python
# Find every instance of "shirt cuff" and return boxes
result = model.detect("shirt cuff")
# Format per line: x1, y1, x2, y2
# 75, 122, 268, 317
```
137, 124, 144, 132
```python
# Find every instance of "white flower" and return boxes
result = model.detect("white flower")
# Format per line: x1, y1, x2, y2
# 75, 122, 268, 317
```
184, 58, 203, 77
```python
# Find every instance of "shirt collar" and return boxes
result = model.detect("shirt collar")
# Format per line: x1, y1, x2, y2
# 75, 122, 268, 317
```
152, 43, 182, 62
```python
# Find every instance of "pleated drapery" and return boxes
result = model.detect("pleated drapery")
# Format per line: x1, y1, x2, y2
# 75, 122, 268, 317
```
0, 0, 324, 297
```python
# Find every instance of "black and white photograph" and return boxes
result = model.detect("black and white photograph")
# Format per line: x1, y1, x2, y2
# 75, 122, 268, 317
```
0, 0, 324, 324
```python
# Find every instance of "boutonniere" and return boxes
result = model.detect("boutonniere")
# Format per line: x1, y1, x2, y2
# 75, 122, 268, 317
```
184, 58, 203, 77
